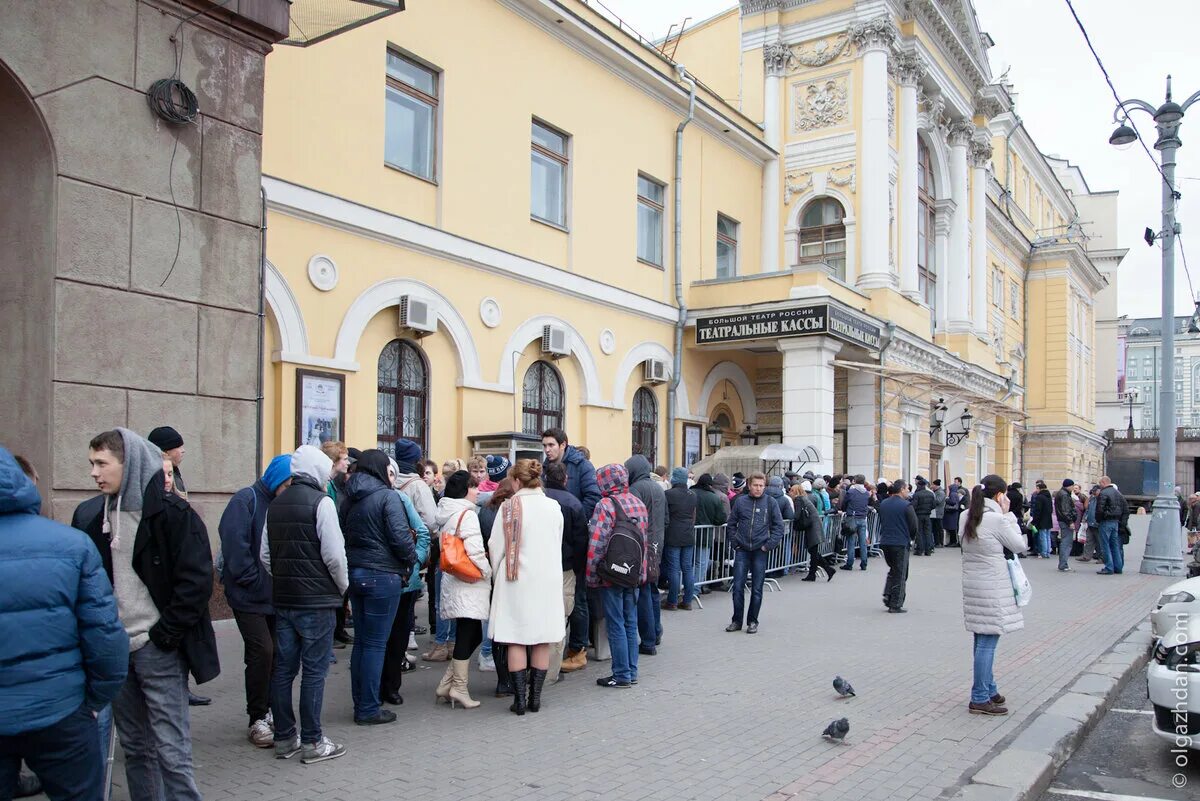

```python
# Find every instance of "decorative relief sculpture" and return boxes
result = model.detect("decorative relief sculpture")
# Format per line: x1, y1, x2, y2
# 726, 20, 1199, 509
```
792, 32, 853, 67
763, 41, 793, 76
946, 119, 975, 146
969, 137, 993, 168
793, 76, 849, 133
893, 51, 926, 86
784, 162, 856, 204
917, 87, 946, 131
888, 85, 896, 138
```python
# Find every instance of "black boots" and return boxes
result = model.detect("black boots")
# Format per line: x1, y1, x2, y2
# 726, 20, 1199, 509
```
527, 668, 547, 713
494, 643, 514, 697
509, 668, 528, 715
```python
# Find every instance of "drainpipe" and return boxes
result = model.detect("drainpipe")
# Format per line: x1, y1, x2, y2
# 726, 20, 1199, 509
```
256, 186, 267, 472
667, 64, 696, 471
875, 322, 897, 480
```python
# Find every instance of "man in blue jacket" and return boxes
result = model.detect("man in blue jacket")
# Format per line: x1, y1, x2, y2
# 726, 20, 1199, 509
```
544, 427, 601, 674
724, 473, 784, 634
839, 475, 872, 570
218, 454, 294, 748
0, 448, 129, 800
878, 480, 918, 613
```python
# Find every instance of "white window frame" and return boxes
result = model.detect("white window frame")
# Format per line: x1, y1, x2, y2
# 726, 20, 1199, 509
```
384, 47, 440, 182
716, 213, 740, 279
531, 118, 569, 229
636, 173, 665, 268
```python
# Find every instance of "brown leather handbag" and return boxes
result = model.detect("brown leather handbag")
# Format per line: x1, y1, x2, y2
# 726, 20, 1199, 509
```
440, 510, 483, 583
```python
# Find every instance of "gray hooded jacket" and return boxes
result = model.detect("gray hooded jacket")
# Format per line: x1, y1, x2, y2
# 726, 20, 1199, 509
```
625, 455, 666, 580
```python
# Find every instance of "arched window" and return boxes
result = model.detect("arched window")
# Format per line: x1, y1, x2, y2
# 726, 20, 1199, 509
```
917, 137, 938, 311
377, 339, 428, 458
798, 198, 846, 279
522, 360, 564, 435
631, 387, 658, 463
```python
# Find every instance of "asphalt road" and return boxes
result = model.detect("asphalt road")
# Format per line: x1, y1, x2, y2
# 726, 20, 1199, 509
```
1039, 665, 1198, 801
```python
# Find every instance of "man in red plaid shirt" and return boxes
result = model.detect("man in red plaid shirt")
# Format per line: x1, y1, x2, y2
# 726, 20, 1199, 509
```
586, 464, 648, 688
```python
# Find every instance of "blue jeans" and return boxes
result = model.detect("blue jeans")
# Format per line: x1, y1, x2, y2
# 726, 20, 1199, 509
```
972, 633, 1001, 703
1099, 520, 1124, 573
435, 613, 457, 645
568, 577, 590, 651
1037, 528, 1052, 558
97, 704, 112, 770
663, 545, 696, 604
731, 549, 769, 626
112, 642, 200, 801
271, 608, 335, 745
843, 517, 868, 568
348, 568, 403, 720
0, 704, 102, 801
637, 583, 661, 647
602, 586, 639, 683
481, 621, 492, 659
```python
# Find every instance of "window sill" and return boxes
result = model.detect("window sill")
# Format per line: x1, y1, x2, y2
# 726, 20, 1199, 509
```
531, 215, 569, 233
637, 258, 665, 271
384, 162, 438, 186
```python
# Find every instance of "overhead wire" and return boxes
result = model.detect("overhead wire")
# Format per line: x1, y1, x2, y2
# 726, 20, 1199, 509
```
1062, 0, 1194, 307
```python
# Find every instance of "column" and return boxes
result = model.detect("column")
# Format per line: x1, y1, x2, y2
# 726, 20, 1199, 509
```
946, 120, 973, 332
896, 53, 925, 300
779, 336, 842, 475
761, 42, 788, 273
970, 136, 993, 336
933, 198, 954, 332
845, 368, 876, 476
850, 18, 897, 290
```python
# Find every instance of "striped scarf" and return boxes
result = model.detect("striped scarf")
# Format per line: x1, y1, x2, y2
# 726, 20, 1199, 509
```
501, 496, 524, 582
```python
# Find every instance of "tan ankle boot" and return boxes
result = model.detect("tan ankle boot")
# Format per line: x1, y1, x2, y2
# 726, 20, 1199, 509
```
434, 663, 454, 704
560, 648, 587, 673
448, 659, 480, 709
423, 642, 450, 662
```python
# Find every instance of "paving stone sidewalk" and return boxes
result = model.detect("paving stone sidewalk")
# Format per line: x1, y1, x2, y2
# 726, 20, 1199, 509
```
108, 521, 1174, 801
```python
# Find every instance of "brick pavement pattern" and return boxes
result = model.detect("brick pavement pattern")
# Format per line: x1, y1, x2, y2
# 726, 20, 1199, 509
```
107, 523, 1173, 801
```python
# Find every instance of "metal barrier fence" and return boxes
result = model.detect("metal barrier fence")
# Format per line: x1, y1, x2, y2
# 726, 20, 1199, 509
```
682, 508, 883, 607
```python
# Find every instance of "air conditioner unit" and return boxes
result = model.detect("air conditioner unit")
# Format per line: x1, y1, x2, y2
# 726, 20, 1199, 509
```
541, 324, 570, 357
644, 359, 669, 384
399, 295, 436, 335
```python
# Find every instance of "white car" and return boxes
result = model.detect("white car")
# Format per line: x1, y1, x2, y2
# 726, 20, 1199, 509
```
1148, 614, 1200, 750
1150, 575, 1200, 638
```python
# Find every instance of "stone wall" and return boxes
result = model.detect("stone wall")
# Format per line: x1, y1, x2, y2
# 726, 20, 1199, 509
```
0, 0, 287, 547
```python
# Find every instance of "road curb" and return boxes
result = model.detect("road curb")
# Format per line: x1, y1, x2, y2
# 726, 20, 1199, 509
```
947, 620, 1156, 801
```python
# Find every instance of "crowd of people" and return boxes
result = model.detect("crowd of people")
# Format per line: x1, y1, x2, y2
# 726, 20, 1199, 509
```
0, 418, 1141, 799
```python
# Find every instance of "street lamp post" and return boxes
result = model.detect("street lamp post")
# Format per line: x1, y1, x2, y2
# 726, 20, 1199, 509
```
1109, 75, 1200, 577
1125, 388, 1139, 437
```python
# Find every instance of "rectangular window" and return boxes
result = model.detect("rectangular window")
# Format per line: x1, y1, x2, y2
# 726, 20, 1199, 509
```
716, 214, 739, 278
531, 119, 568, 227
385, 49, 437, 180
636, 174, 664, 266
992, 269, 1003, 307
1129, 364, 1138, 380
1009, 280, 1019, 316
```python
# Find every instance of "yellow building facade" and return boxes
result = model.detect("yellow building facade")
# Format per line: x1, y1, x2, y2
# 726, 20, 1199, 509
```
258, 0, 1119, 486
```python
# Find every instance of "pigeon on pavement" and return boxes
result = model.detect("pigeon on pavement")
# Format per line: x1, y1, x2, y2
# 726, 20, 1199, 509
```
833, 676, 855, 698
822, 718, 850, 742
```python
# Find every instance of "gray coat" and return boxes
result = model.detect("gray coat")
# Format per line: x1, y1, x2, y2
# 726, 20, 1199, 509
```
625, 456, 666, 582
961, 499, 1029, 635
932, 488, 947, 518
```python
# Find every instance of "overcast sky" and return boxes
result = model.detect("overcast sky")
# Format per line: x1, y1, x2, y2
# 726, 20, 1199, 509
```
595, 0, 1200, 320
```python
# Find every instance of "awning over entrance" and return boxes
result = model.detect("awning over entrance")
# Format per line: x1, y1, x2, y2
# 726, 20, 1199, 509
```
832, 360, 1025, 422
689, 443, 822, 480
281, 0, 404, 46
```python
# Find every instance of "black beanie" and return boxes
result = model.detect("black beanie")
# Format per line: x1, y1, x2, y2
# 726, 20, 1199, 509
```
148, 426, 184, 451
444, 470, 472, 500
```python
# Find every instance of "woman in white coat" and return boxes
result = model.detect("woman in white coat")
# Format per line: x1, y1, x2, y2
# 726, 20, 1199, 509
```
487, 459, 565, 715
961, 474, 1029, 716
434, 471, 491, 709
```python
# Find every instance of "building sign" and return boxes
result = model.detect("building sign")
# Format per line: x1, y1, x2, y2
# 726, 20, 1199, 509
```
695, 303, 882, 350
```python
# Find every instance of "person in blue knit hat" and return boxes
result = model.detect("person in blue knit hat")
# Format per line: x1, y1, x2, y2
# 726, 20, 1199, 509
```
218, 454, 293, 749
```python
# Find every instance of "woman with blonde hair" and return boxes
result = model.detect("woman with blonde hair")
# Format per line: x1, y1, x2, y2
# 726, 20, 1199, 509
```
487, 459, 565, 715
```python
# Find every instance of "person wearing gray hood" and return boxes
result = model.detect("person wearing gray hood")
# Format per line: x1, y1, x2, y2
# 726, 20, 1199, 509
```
77, 428, 217, 801
625, 455, 665, 655
261, 445, 349, 765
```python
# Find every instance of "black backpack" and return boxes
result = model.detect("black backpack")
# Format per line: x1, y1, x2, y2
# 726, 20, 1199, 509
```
597, 501, 645, 588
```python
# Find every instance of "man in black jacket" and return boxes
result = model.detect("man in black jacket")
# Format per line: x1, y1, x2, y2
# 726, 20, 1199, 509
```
1053, 479, 1079, 572
1030, 480, 1053, 558
662, 467, 699, 610
543, 461, 589, 682
910, 477, 936, 556
879, 480, 918, 613
1096, 476, 1130, 575
78, 428, 218, 801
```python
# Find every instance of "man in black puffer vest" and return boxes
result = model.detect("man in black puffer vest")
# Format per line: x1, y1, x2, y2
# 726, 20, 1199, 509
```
260, 446, 349, 765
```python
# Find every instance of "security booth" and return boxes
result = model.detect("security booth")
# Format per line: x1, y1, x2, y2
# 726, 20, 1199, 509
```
468, 432, 545, 465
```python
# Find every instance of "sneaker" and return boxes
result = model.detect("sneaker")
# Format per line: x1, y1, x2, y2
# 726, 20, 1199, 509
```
1058, 566, 1072, 572
478, 652, 496, 672
249, 718, 274, 748
413, 625, 428, 635
354, 709, 396, 725
660, 601, 678, 611
301, 735, 346, 764
274, 735, 302, 759
968, 700, 1008, 716
725, 622, 742, 632
407, 632, 418, 651
746, 622, 758, 634
596, 675, 631, 688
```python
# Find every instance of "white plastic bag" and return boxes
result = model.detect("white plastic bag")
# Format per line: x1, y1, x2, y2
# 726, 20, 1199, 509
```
1007, 557, 1032, 607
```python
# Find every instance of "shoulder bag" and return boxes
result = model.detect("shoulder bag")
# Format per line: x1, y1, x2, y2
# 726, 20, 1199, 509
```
440, 510, 483, 583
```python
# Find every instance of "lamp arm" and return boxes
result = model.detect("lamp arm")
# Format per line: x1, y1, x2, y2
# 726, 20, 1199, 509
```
1111, 98, 1158, 123
1181, 89, 1200, 113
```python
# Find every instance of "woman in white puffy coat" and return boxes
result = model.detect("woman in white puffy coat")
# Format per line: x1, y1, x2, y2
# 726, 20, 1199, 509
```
960, 473, 1028, 717
432, 470, 491, 709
